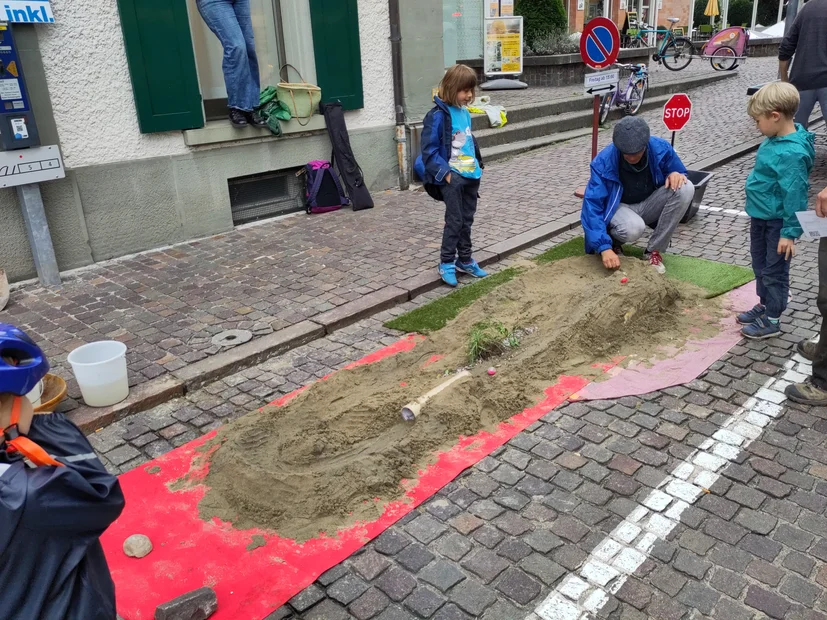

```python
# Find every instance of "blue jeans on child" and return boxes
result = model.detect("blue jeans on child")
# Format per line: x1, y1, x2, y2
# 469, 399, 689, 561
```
196, 0, 261, 112
750, 217, 790, 319
441, 175, 480, 264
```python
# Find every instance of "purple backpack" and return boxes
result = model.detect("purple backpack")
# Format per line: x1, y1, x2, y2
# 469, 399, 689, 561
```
304, 160, 349, 214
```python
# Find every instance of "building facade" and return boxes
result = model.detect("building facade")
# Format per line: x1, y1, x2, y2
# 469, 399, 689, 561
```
1, 0, 443, 283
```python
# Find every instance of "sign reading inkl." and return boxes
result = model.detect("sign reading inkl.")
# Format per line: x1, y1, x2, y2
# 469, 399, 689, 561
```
2, 1, 54, 23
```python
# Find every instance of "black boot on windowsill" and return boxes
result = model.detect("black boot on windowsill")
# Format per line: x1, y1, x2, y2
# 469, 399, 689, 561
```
229, 108, 248, 128
247, 109, 268, 128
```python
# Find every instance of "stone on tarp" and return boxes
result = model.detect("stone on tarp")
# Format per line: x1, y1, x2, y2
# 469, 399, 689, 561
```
123, 534, 153, 558
155, 587, 218, 620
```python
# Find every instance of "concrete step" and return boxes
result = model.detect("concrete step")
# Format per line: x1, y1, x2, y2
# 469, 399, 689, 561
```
481, 127, 596, 163
479, 92, 682, 163
471, 70, 735, 133
476, 89, 678, 150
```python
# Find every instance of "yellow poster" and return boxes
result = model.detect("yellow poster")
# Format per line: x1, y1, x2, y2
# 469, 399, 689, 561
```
483, 17, 523, 76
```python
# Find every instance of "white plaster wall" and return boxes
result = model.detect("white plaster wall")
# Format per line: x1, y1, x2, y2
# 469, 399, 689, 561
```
349, 0, 395, 129
34, 0, 394, 170
35, 0, 188, 169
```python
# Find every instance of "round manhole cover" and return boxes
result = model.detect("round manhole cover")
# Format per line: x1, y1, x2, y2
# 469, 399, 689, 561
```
211, 329, 253, 348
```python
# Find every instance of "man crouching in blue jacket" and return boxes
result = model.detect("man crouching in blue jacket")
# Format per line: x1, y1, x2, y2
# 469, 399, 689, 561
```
0, 323, 125, 619
581, 116, 693, 274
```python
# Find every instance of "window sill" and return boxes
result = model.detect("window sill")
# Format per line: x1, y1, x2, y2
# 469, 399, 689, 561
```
183, 115, 327, 147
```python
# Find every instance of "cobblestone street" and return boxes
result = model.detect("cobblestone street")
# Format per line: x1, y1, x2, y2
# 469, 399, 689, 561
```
9, 53, 827, 619
2, 58, 782, 408
78, 63, 827, 618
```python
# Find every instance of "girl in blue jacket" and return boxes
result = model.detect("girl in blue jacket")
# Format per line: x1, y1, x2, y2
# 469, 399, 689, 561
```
415, 64, 488, 287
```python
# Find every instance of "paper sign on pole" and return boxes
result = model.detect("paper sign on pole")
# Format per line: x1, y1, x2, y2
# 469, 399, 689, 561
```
483, 16, 524, 76
584, 69, 619, 96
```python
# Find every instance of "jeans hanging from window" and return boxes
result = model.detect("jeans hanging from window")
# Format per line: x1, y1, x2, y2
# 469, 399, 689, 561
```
196, 0, 261, 112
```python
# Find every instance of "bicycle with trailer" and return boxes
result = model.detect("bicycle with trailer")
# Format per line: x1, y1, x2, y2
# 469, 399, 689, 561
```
598, 62, 649, 125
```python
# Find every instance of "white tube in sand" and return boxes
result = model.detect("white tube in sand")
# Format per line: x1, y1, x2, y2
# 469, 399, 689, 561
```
401, 370, 471, 422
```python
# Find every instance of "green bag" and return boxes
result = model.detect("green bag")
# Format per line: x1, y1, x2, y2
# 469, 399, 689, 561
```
258, 87, 292, 136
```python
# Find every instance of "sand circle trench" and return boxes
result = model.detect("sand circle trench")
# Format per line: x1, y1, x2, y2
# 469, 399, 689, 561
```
182, 256, 726, 542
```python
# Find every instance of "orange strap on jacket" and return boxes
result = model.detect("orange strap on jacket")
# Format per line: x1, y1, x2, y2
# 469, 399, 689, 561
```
4, 396, 63, 467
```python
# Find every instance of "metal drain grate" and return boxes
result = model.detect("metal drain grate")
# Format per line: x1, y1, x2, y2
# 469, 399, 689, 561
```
228, 168, 304, 225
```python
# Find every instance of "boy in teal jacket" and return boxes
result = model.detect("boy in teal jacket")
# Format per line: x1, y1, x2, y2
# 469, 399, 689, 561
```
736, 82, 815, 339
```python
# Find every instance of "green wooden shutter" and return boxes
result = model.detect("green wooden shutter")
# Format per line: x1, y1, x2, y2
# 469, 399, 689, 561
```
117, 0, 204, 133
309, 0, 364, 111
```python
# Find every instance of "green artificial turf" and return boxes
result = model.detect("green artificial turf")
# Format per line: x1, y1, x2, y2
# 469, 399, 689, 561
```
384, 236, 753, 334
384, 267, 521, 334
619, 244, 754, 299
535, 237, 587, 264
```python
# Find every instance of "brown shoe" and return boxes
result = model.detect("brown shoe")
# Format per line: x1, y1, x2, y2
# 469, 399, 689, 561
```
797, 339, 817, 362
785, 381, 827, 406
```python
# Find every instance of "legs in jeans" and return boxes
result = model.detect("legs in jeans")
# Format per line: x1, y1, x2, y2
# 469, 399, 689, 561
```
794, 88, 827, 129
812, 238, 827, 390
609, 183, 694, 251
197, 0, 260, 112
440, 176, 480, 264
750, 218, 790, 319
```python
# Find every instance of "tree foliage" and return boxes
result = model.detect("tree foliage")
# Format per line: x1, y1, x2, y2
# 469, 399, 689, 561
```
515, 0, 568, 49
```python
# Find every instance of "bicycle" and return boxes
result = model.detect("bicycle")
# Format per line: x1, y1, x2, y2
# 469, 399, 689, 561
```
628, 18, 694, 71
598, 62, 649, 125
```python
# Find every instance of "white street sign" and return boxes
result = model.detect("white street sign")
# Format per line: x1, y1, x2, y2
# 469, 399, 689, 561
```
0, 145, 64, 188
584, 69, 619, 97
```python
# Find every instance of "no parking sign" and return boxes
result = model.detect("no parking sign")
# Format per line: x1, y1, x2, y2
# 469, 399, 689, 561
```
580, 17, 620, 70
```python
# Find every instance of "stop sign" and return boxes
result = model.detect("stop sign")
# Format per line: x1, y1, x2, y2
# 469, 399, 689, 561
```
663, 93, 692, 132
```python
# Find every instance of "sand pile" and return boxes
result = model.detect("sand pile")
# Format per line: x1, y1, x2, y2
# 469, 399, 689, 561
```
186, 256, 724, 541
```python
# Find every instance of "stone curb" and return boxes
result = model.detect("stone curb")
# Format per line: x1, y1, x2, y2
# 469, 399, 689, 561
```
71, 127, 786, 433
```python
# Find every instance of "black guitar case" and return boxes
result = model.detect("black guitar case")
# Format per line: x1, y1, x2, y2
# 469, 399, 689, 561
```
322, 102, 374, 211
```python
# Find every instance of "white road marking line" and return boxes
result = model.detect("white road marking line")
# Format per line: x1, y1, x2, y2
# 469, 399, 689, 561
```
527, 360, 803, 619
698, 204, 749, 217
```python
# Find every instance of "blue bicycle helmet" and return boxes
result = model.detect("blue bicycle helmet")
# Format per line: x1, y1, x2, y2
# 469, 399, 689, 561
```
0, 323, 49, 396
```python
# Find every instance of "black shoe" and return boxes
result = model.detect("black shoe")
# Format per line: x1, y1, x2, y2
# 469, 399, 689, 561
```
612, 244, 624, 256
247, 109, 268, 128
229, 108, 248, 128
797, 339, 818, 362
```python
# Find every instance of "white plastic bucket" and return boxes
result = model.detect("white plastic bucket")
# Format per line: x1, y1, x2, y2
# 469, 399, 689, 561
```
67, 341, 129, 407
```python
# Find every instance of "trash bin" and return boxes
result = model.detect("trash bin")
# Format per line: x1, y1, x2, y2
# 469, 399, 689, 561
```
682, 169, 713, 224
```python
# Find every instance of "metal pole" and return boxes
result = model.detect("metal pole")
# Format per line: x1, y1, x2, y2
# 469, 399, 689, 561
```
671, 130, 676, 147
785, 0, 799, 36
751, 0, 759, 29
688, 0, 694, 39
777, 0, 784, 24
16, 183, 60, 287
592, 95, 600, 159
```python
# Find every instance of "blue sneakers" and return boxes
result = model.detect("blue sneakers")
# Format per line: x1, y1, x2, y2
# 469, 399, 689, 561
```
741, 314, 781, 340
439, 262, 458, 287
736, 304, 766, 325
456, 259, 488, 278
